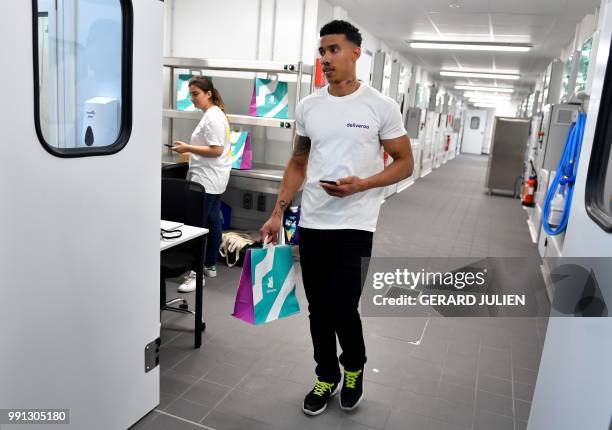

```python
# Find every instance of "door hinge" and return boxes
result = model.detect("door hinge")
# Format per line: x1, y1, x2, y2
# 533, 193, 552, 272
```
144, 338, 161, 373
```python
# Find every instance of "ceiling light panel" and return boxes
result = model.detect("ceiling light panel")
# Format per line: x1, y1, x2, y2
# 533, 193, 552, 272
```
474, 102, 503, 107
466, 99, 512, 104
440, 71, 520, 80
455, 85, 514, 93
463, 92, 513, 99
407, 40, 532, 52
464, 96, 511, 102
456, 68, 521, 75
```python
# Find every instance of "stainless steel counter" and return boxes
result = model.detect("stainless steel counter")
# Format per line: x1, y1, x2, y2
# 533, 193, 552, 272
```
162, 150, 285, 194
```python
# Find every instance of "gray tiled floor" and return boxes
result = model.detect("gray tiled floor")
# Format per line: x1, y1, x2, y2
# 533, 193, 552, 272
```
130, 154, 547, 430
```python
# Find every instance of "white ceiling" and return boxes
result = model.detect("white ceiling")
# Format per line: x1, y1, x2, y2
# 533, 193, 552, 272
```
328, 0, 601, 95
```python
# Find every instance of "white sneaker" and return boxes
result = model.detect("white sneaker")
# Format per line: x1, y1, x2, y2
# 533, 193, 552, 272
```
203, 266, 217, 278
177, 271, 204, 293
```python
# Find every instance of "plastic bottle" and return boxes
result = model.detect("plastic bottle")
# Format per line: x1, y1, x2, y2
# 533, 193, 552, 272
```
547, 192, 566, 227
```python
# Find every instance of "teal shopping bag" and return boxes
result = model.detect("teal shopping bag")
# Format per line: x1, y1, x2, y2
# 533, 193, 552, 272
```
176, 74, 197, 111
229, 131, 252, 169
232, 243, 300, 325
177, 74, 213, 111
249, 78, 289, 119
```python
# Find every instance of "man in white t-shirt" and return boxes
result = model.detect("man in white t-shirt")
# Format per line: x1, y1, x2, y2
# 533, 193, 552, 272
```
260, 20, 413, 416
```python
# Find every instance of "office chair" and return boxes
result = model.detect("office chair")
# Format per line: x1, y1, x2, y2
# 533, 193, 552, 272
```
161, 162, 189, 179
160, 178, 207, 330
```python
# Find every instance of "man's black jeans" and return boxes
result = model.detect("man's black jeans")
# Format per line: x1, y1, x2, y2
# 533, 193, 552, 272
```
298, 227, 373, 384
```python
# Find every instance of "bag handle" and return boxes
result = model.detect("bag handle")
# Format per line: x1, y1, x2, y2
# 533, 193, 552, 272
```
263, 235, 272, 249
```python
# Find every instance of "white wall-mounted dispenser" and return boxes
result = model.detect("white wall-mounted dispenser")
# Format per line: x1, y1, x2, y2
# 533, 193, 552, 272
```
82, 97, 119, 147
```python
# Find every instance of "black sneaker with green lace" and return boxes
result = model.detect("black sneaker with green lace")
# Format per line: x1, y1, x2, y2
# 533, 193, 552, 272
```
302, 379, 339, 415
340, 369, 364, 410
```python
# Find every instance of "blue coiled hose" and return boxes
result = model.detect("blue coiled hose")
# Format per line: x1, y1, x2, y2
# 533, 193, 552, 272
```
542, 111, 586, 235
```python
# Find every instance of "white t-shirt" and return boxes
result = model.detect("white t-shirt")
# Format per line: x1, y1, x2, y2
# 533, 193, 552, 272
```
296, 84, 407, 232
188, 105, 232, 195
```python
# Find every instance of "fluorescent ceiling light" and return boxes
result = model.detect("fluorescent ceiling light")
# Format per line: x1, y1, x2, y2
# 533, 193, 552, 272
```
455, 85, 514, 93
465, 93, 512, 100
408, 40, 532, 52
469, 98, 510, 104
441, 70, 520, 80
458, 68, 520, 75
474, 101, 510, 107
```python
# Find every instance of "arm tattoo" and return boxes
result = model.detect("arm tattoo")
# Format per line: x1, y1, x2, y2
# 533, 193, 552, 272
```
278, 200, 290, 212
293, 136, 311, 157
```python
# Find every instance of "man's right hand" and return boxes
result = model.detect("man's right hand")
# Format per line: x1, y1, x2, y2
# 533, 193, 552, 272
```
260, 214, 282, 244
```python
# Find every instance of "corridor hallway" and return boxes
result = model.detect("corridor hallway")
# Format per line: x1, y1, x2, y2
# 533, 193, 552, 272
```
142, 154, 546, 430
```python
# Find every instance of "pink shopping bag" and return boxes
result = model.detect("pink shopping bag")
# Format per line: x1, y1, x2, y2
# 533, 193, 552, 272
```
240, 135, 253, 170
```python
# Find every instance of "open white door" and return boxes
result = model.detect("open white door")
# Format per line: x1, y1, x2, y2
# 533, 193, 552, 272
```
461, 109, 488, 154
0, 1, 164, 429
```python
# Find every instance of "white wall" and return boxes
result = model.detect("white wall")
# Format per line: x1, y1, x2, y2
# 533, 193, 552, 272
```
167, 0, 318, 63
170, 0, 259, 59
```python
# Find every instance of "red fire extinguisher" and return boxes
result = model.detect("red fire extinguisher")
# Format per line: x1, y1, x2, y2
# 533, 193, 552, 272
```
522, 175, 537, 207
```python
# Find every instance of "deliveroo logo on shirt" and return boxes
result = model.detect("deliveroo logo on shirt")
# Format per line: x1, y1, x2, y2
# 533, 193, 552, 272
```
346, 122, 370, 129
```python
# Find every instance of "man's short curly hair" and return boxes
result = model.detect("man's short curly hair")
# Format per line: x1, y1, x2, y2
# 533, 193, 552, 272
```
319, 20, 362, 47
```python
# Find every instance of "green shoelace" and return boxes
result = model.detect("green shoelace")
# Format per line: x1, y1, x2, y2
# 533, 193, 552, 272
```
344, 370, 362, 389
312, 379, 335, 396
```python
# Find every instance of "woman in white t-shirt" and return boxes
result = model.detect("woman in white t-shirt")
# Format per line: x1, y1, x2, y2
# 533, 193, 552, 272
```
171, 76, 231, 292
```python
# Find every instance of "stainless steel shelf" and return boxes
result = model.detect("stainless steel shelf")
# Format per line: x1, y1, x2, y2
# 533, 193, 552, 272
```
227, 165, 285, 194
163, 57, 314, 75
231, 164, 284, 181
162, 109, 295, 129
163, 56, 312, 197
161, 155, 285, 193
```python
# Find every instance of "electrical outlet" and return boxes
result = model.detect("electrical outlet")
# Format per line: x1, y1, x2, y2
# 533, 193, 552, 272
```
257, 194, 266, 212
243, 192, 253, 209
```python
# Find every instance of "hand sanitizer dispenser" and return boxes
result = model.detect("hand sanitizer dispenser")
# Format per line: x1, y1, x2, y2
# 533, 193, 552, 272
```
82, 97, 119, 147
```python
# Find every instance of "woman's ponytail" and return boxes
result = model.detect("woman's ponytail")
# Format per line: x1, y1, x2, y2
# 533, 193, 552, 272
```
211, 88, 226, 113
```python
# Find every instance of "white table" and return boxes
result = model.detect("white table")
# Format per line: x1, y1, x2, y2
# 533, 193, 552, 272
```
160, 223, 208, 251
160, 221, 209, 348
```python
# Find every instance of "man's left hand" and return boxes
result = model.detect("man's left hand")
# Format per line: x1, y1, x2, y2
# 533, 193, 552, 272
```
320, 176, 366, 198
